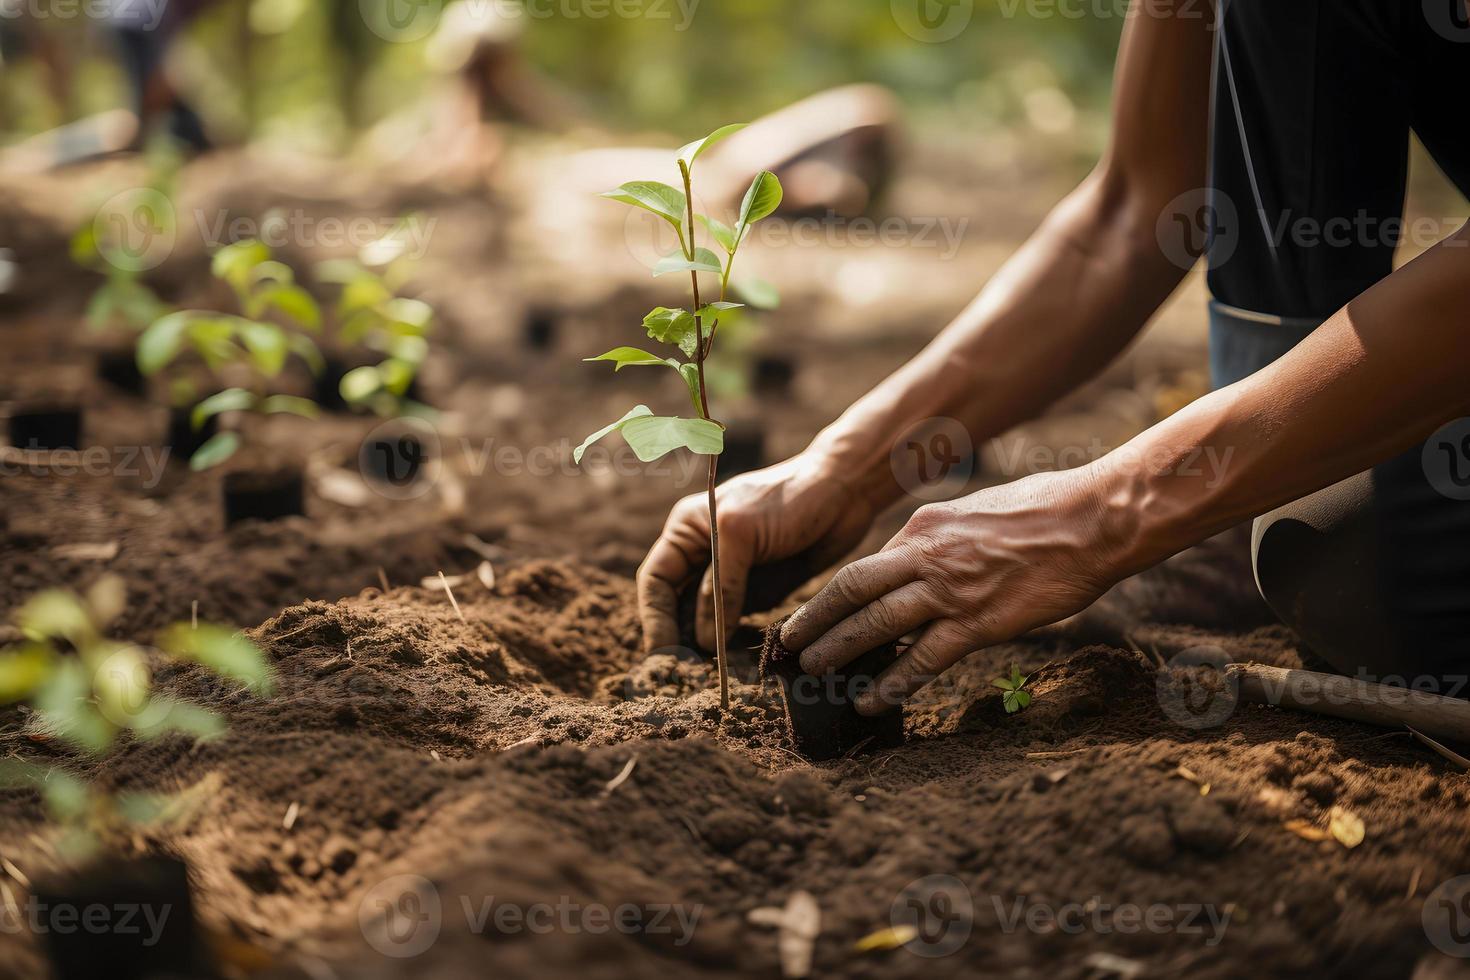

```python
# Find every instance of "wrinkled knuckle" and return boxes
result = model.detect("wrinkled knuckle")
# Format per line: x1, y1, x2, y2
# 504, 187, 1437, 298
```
833, 568, 865, 605
864, 600, 897, 636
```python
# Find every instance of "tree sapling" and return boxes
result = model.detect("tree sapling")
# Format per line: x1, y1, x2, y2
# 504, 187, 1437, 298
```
576, 124, 782, 710
0, 577, 274, 975
136, 239, 322, 472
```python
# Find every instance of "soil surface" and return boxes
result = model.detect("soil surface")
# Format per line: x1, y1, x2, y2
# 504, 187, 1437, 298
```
1, 146, 1467, 980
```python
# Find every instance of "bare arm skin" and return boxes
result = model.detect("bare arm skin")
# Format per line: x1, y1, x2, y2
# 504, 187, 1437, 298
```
784, 223, 1470, 714
637, 1, 1218, 653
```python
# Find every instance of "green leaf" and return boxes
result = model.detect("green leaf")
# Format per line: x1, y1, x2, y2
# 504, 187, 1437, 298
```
676, 123, 746, 169
737, 171, 784, 234
1003, 689, 1032, 714
620, 415, 724, 462
136, 311, 194, 374
384, 297, 433, 335
696, 302, 744, 323
156, 622, 275, 695
112, 277, 167, 330
251, 283, 321, 332
259, 395, 319, 419
574, 405, 654, 464
339, 366, 383, 403
69, 224, 100, 266
42, 770, 90, 823
678, 362, 703, 414
697, 214, 738, 252
189, 432, 241, 471
377, 358, 416, 396
92, 643, 151, 727
653, 247, 723, 278
85, 287, 116, 331
642, 307, 699, 358
0, 644, 54, 703
388, 334, 428, 364
338, 277, 393, 317
129, 697, 226, 740
315, 257, 370, 284
734, 277, 780, 310
185, 316, 241, 369
34, 659, 115, 754
599, 181, 686, 231
249, 259, 295, 285
290, 333, 325, 375
237, 320, 288, 376
18, 591, 93, 645
191, 388, 255, 430
211, 240, 272, 293
585, 347, 673, 371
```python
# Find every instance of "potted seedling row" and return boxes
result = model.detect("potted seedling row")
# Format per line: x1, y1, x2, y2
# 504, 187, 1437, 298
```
0, 577, 275, 979
136, 240, 323, 523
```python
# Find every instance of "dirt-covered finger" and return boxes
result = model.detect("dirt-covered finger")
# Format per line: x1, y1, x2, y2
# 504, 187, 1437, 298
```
779, 550, 916, 652
798, 581, 935, 676
854, 620, 974, 715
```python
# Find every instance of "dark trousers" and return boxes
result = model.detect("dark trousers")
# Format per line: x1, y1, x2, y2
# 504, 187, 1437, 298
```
1205, 0, 1470, 686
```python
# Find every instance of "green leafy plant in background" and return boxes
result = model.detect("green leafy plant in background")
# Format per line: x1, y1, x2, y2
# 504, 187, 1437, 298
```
315, 218, 434, 418
577, 124, 782, 711
136, 239, 323, 469
69, 142, 181, 334
0, 576, 273, 856
993, 664, 1032, 714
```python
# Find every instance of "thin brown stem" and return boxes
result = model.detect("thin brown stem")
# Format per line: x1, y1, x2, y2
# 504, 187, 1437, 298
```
680, 163, 729, 712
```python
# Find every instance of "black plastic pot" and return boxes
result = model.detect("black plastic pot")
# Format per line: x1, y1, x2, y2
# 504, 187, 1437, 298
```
761, 620, 905, 761
8, 404, 82, 451
522, 307, 558, 351
32, 855, 209, 980
95, 348, 147, 398
718, 420, 766, 482
164, 409, 218, 464
752, 354, 796, 397
360, 431, 428, 488
223, 467, 305, 525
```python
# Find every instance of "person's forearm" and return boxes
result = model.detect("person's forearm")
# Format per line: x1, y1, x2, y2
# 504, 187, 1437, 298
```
1096, 224, 1470, 574
807, 170, 1192, 508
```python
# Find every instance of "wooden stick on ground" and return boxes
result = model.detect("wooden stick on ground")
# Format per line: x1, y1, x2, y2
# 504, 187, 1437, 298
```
1226, 663, 1470, 744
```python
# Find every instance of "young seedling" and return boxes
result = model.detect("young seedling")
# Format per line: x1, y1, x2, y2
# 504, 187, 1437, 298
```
0, 576, 273, 857
577, 123, 783, 710
135, 240, 323, 469
315, 223, 434, 418
993, 664, 1033, 714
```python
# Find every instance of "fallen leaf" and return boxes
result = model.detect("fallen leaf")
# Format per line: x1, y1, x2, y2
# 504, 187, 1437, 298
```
51, 541, 119, 561
313, 469, 372, 507
1083, 952, 1146, 979
475, 560, 496, 591
1283, 819, 1331, 842
853, 924, 916, 952
1329, 805, 1365, 848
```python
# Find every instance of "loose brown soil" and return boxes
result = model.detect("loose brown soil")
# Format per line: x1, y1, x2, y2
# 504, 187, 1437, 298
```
1, 147, 1467, 980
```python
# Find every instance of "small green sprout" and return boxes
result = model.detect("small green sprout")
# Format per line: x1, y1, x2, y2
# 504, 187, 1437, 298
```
136, 239, 324, 469
70, 220, 170, 334
315, 221, 434, 418
993, 664, 1032, 714
0, 577, 274, 856
577, 124, 783, 710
